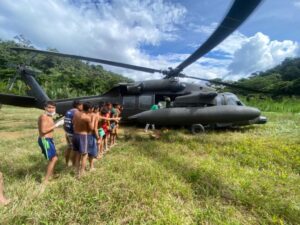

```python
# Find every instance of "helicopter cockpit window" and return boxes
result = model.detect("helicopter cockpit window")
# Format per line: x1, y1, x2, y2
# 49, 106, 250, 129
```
227, 98, 236, 105
123, 96, 136, 109
139, 95, 152, 109
225, 94, 244, 106
236, 101, 243, 106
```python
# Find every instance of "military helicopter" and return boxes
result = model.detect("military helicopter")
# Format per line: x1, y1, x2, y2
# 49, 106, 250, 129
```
0, 0, 267, 133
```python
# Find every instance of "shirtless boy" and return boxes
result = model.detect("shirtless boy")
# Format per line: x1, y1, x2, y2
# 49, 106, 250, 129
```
38, 101, 61, 184
72, 102, 95, 177
64, 100, 83, 166
87, 105, 98, 171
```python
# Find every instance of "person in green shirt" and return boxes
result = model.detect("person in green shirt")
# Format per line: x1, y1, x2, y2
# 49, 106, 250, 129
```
145, 104, 159, 132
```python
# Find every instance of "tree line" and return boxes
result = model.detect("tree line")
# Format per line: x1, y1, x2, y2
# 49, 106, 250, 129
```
0, 39, 132, 99
223, 57, 300, 96
1, 38, 299, 99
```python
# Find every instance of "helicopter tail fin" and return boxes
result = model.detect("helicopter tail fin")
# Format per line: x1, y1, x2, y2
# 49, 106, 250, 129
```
20, 69, 50, 108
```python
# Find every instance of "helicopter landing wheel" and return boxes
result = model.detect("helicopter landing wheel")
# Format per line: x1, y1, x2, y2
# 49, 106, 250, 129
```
191, 124, 205, 134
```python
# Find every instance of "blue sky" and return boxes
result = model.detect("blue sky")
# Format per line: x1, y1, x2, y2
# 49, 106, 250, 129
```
0, 0, 299, 81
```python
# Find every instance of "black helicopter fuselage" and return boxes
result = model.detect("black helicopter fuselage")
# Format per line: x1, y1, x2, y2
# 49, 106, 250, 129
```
53, 78, 266, 127
1, 0, 266, 130
0, 66, 267, 129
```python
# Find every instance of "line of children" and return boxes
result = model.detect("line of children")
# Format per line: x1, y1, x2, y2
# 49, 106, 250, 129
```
37, 100, 122, 183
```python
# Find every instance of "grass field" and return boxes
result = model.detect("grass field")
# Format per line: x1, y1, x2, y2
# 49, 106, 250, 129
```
0, 106, 299, 224
240, 96, 300, 113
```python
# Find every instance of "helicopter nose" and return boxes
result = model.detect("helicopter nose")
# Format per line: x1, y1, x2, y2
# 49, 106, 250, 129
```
245, 107, 261, 118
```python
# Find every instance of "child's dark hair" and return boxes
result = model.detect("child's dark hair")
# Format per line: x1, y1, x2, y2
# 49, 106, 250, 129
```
100, 108, 108, 115
93, 104, 100, 111
83, 102, 92, 112
73, 100, 82, 108
45, 101, 56, 107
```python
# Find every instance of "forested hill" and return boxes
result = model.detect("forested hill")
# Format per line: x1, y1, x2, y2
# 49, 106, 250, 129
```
225, 58, 300, 96
0, 40, 133, 99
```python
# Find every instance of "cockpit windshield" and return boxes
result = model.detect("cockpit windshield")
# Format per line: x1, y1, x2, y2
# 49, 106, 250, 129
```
225, 94, 244, 106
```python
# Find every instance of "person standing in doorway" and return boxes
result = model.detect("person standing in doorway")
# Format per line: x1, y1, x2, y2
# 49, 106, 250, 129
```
145, 103, 159, 132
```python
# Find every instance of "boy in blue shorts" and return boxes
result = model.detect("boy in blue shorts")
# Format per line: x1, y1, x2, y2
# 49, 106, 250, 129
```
38, 101, 63, 184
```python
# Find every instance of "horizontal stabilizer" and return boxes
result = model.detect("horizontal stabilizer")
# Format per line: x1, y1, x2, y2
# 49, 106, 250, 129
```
0, 93, 38, 108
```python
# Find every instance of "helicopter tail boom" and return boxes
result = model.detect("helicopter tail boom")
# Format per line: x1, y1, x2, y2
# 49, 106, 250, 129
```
0, 93, 38, 108
20, 69, 50, 107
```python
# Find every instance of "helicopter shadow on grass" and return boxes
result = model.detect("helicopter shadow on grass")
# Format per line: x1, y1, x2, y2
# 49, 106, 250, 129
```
0, 146, 68, 183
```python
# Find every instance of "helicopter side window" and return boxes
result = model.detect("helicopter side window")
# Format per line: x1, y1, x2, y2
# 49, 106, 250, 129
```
139, 95, 153, 109
123, 96, 136, 109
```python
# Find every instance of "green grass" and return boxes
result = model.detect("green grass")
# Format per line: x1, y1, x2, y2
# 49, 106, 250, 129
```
0, 106, 299, 224
240, 96, 300, 113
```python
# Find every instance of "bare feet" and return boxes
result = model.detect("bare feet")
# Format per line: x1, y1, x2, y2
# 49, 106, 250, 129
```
39, 181, 48, 194
0, 197, 10, 206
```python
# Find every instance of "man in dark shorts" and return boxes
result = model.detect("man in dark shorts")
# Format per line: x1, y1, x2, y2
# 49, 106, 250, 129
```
72, 102, 95, 177
64, 100, 83, 166
38, 101, 63, 184
0, 172, 10, 205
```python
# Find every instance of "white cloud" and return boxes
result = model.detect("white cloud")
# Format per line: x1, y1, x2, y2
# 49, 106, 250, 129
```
187, 22, 247, 56
189, 21, 299, 80
189, 22, 218, 35
228, 32, 299, 78
0, 0, 186, 79
0, 0, 299, 84
294, 0, 300, 8
214, 31, 247, 56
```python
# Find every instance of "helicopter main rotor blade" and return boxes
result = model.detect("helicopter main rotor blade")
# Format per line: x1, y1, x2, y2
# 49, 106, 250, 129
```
173, 0, 263, 75
182, 74, 269, 94
11, 47, 162, 74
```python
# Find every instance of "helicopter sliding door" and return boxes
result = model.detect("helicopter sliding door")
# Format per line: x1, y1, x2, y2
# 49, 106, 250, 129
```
138, 95, 153, 110
122, 95, 154, 119
122, 95, 138, 119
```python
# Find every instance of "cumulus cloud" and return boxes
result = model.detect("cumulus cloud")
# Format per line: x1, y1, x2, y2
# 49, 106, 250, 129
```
228, 32, 299, 78
0, 0, 299, 83
0, 0, 186, 80
294, 0, 300, 8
